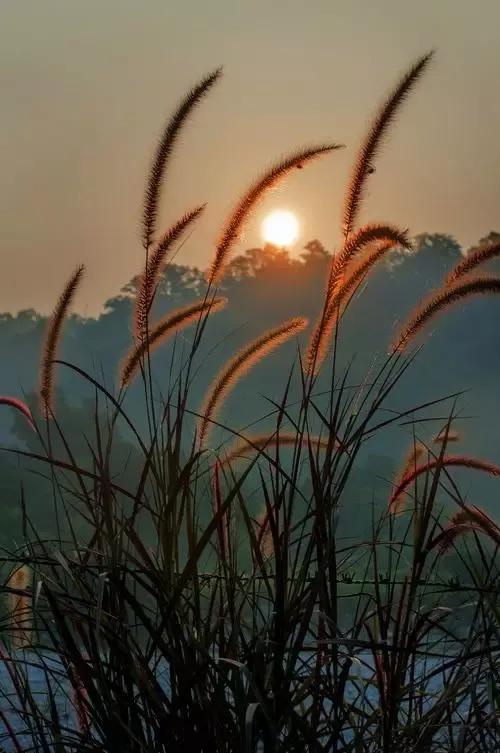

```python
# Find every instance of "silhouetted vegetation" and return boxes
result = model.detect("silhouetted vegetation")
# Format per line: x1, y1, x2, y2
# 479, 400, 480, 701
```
0, 56, 498, 752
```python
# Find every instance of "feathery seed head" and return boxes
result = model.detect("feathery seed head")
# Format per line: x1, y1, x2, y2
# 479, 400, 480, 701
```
393, 275, 500, 352
39, 265, 85, 418
7, 564, 31, 649
208, 144, 342, 284
142, 68, 222, 250
327, 223, 411, 300
389, 443, 426, 514
134, 205, 205, 341
306, 228, 410, 375
389, 455, 500, 512
220, 432, 334, 466
255, 507, 274, 558
445, 239, 500, 286
198, 317, 308, 446
0, 397, 35, 431
430, 505, 500, 552
122, 296, 227, 385
342, 51, 434, 238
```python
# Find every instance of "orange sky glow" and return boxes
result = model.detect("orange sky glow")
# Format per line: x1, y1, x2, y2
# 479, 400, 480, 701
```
1, 0, 499, 315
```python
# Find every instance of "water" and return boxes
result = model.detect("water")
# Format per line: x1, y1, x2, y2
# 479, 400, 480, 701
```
1, 648, 480, 751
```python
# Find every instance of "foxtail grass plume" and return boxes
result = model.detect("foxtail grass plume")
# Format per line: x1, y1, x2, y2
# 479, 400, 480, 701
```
121, 297, 227, 385
134, 205, 205, 341
306, 230, 410, 375
208, 145, 342, 283
445, 239, 500, 286
255, 507, 274, 559
198, 317, 308, 446
0, 397, 35, 431
389, 455, 500, 511
304, 308, 339, 378
220, 432, 334, 466
389, 442, 426, 514
342, 51, 434, 239
430, 505, 500, 552
431, 522, 478, 552
451, 505, 500, 545
142, 68, 222, 250
392, 276, 500, 352
39, 265, 85, 418
326, 223, 410, 302
7, 564, 31, 649
332, 236, 408, 303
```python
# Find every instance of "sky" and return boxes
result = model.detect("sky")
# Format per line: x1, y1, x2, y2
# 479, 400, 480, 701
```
1, 0, 499, 315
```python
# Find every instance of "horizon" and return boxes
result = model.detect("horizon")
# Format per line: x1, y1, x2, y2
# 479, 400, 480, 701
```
1, 6, 499, 747
1, 0, 499, 317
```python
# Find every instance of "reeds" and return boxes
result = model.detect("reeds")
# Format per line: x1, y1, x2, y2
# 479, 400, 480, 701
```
198, 317, 307, 445
142, 68, 222, 250
207, 145, 342, 283
39, 265, 85, 417
121, 296, 227, 384
134, 205, 205, 341
342, 52, 434, 238
393, 276, 500, 352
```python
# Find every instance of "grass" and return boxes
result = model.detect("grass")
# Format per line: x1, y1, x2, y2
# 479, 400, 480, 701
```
0, 55, 499, 752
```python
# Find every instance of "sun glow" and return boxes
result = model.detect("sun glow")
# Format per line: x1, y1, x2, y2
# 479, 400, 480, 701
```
262, 209, 299, 247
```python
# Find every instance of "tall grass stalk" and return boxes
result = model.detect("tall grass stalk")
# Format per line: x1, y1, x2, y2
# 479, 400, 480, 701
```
1, 55, 498, 753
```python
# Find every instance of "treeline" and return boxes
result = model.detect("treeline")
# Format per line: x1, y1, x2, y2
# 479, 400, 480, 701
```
1, 231, 500, 549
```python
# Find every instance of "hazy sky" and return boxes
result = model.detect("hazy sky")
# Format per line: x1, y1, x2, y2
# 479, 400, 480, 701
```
1, 1, 499, 315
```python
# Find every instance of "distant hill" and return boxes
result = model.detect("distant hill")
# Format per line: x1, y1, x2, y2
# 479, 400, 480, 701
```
1, 231, 500, 545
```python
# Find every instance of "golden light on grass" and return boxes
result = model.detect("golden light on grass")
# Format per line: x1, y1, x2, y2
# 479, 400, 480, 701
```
7, 563, 31, 649
262, 209, 299, 247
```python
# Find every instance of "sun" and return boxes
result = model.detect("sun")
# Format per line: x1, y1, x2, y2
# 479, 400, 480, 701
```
262, 209, 299, 247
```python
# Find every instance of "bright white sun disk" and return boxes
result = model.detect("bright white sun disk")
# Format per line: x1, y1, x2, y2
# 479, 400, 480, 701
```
262, 210, 299, 247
